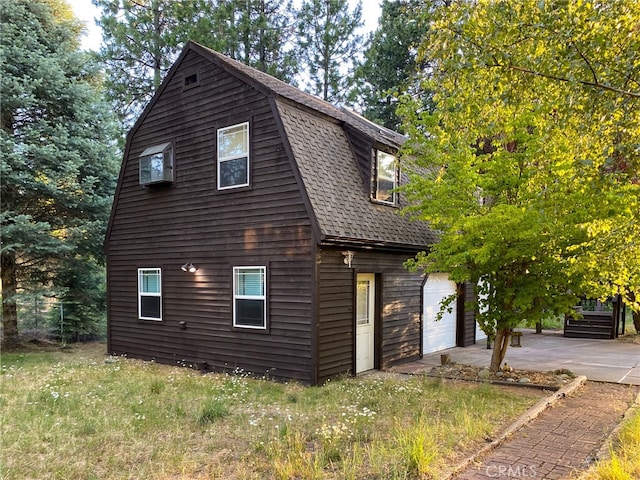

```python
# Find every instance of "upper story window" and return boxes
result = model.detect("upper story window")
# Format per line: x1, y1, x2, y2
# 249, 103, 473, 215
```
217, 122, 249, 190
233, 266, 266, 329
138, 268, 162, 321
139, 142, 173, 185
373, 150, 397, 205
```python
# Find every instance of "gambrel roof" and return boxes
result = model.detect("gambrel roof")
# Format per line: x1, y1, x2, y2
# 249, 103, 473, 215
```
277, 101, 435, 248
123, 41, 436, 250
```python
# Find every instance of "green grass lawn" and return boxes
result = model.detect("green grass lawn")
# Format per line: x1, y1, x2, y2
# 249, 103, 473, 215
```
1, 343, 544, 479
516, 315, 564, 331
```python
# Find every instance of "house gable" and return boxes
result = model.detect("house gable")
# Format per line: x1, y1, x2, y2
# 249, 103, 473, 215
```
107, 41, 436, 254
106, 47, 317, 382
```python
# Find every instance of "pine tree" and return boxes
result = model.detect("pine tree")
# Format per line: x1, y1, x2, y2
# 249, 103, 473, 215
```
0, 0, 119, 348
356, 0, 432, 131
188, 0, 298, 83
96, 0, 299, 126
95, 0, 193, 126
297, 0, 365, 104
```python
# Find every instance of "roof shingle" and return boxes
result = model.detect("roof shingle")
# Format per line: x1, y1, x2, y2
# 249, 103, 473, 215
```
277, 101, 436, 248
189, 41, 436, 249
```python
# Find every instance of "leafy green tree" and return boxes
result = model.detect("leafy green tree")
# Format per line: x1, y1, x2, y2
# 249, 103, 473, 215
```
399, 0, 640, 370
355, 0, 432, 131
0, 0, 120, 348
569, 203, 640, 333
297, 0, 365, 103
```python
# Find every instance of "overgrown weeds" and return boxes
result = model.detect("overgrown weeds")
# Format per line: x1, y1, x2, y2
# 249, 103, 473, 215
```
1, 343, 543, 479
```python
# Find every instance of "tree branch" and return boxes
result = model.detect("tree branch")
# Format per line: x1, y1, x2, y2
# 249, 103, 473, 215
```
569, 39, 599, 86
492, 63, 640, 99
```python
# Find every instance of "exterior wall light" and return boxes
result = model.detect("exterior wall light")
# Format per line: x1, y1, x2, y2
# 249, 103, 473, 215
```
181, 262, 198, 273
342, 251, 354, 268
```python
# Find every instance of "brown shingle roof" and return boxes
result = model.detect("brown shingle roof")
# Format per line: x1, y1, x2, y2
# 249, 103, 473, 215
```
277, 101, 436, 248
189, 41, 436, 249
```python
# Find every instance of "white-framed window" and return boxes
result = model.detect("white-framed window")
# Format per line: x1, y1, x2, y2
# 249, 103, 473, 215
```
139, 143, 173, 185
138, 268, 162, 321
217, 122, 249, 190
373, 150, 397, 204
233, 266, 266, 329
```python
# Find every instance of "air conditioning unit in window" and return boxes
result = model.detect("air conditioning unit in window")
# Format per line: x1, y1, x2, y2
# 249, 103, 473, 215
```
139, 142, 173, 185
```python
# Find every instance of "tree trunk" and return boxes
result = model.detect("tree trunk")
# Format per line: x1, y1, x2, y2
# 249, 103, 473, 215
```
1, 250, 20, 349
628, 292, 640, 334
152, 0, 161, 90
489, 327, 510, 372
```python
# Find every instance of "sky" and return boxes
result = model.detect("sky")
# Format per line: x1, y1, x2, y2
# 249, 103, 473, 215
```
70, 0, 382, 52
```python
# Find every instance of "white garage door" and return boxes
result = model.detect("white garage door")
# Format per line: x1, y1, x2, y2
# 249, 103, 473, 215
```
423, 273, 457, 354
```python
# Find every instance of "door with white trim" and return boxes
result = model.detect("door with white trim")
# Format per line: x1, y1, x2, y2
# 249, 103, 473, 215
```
356, 274, 375, 373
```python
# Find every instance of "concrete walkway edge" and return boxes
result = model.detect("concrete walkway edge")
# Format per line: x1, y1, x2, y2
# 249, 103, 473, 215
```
441, 375, 588, 480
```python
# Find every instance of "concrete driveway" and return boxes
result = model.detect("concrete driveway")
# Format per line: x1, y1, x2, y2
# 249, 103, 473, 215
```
417, 329, 640, 385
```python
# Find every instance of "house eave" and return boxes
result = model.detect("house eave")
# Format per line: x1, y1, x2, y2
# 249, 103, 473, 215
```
319, 235, 430, 255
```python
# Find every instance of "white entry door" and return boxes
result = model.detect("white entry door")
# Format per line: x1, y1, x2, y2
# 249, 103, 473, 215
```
356, 274, 375, 373
422, 273, 458, 354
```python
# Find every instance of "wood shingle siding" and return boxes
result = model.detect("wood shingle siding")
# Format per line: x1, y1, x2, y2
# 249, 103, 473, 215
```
316, 248, 422, 383
317, 249, 354, 381
106, 49, 316, 382
457, 282, 478, 347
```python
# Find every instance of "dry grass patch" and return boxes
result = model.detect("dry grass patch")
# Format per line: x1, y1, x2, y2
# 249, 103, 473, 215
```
575, 404, 640, 480
1, 343, 545, 479
617, 332, 640, 345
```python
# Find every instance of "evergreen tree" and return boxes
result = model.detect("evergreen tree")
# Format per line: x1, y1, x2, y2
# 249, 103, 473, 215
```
297, 0, 365, 104
186, 0, 298, 84
0, 0, 119, 348
53, 256, 108, 342
96, 0, 299, 126
94, 0, 193, 126
356, 0, 433, 131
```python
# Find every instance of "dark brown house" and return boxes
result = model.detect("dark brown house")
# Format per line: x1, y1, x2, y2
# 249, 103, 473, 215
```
105, 41, 479, 384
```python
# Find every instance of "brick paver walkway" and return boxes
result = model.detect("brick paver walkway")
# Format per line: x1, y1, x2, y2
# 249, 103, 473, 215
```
455, 382, 639, 479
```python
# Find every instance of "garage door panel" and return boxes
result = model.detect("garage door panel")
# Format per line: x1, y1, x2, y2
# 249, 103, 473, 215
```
423, 273, 457, 354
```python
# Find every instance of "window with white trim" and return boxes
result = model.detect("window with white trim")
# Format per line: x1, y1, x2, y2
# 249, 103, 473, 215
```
233, 266, 266, 329
139, 143, 173, 185
138, 268, 162, 321
217, 122, 249, 189
373, 150, 397, 204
